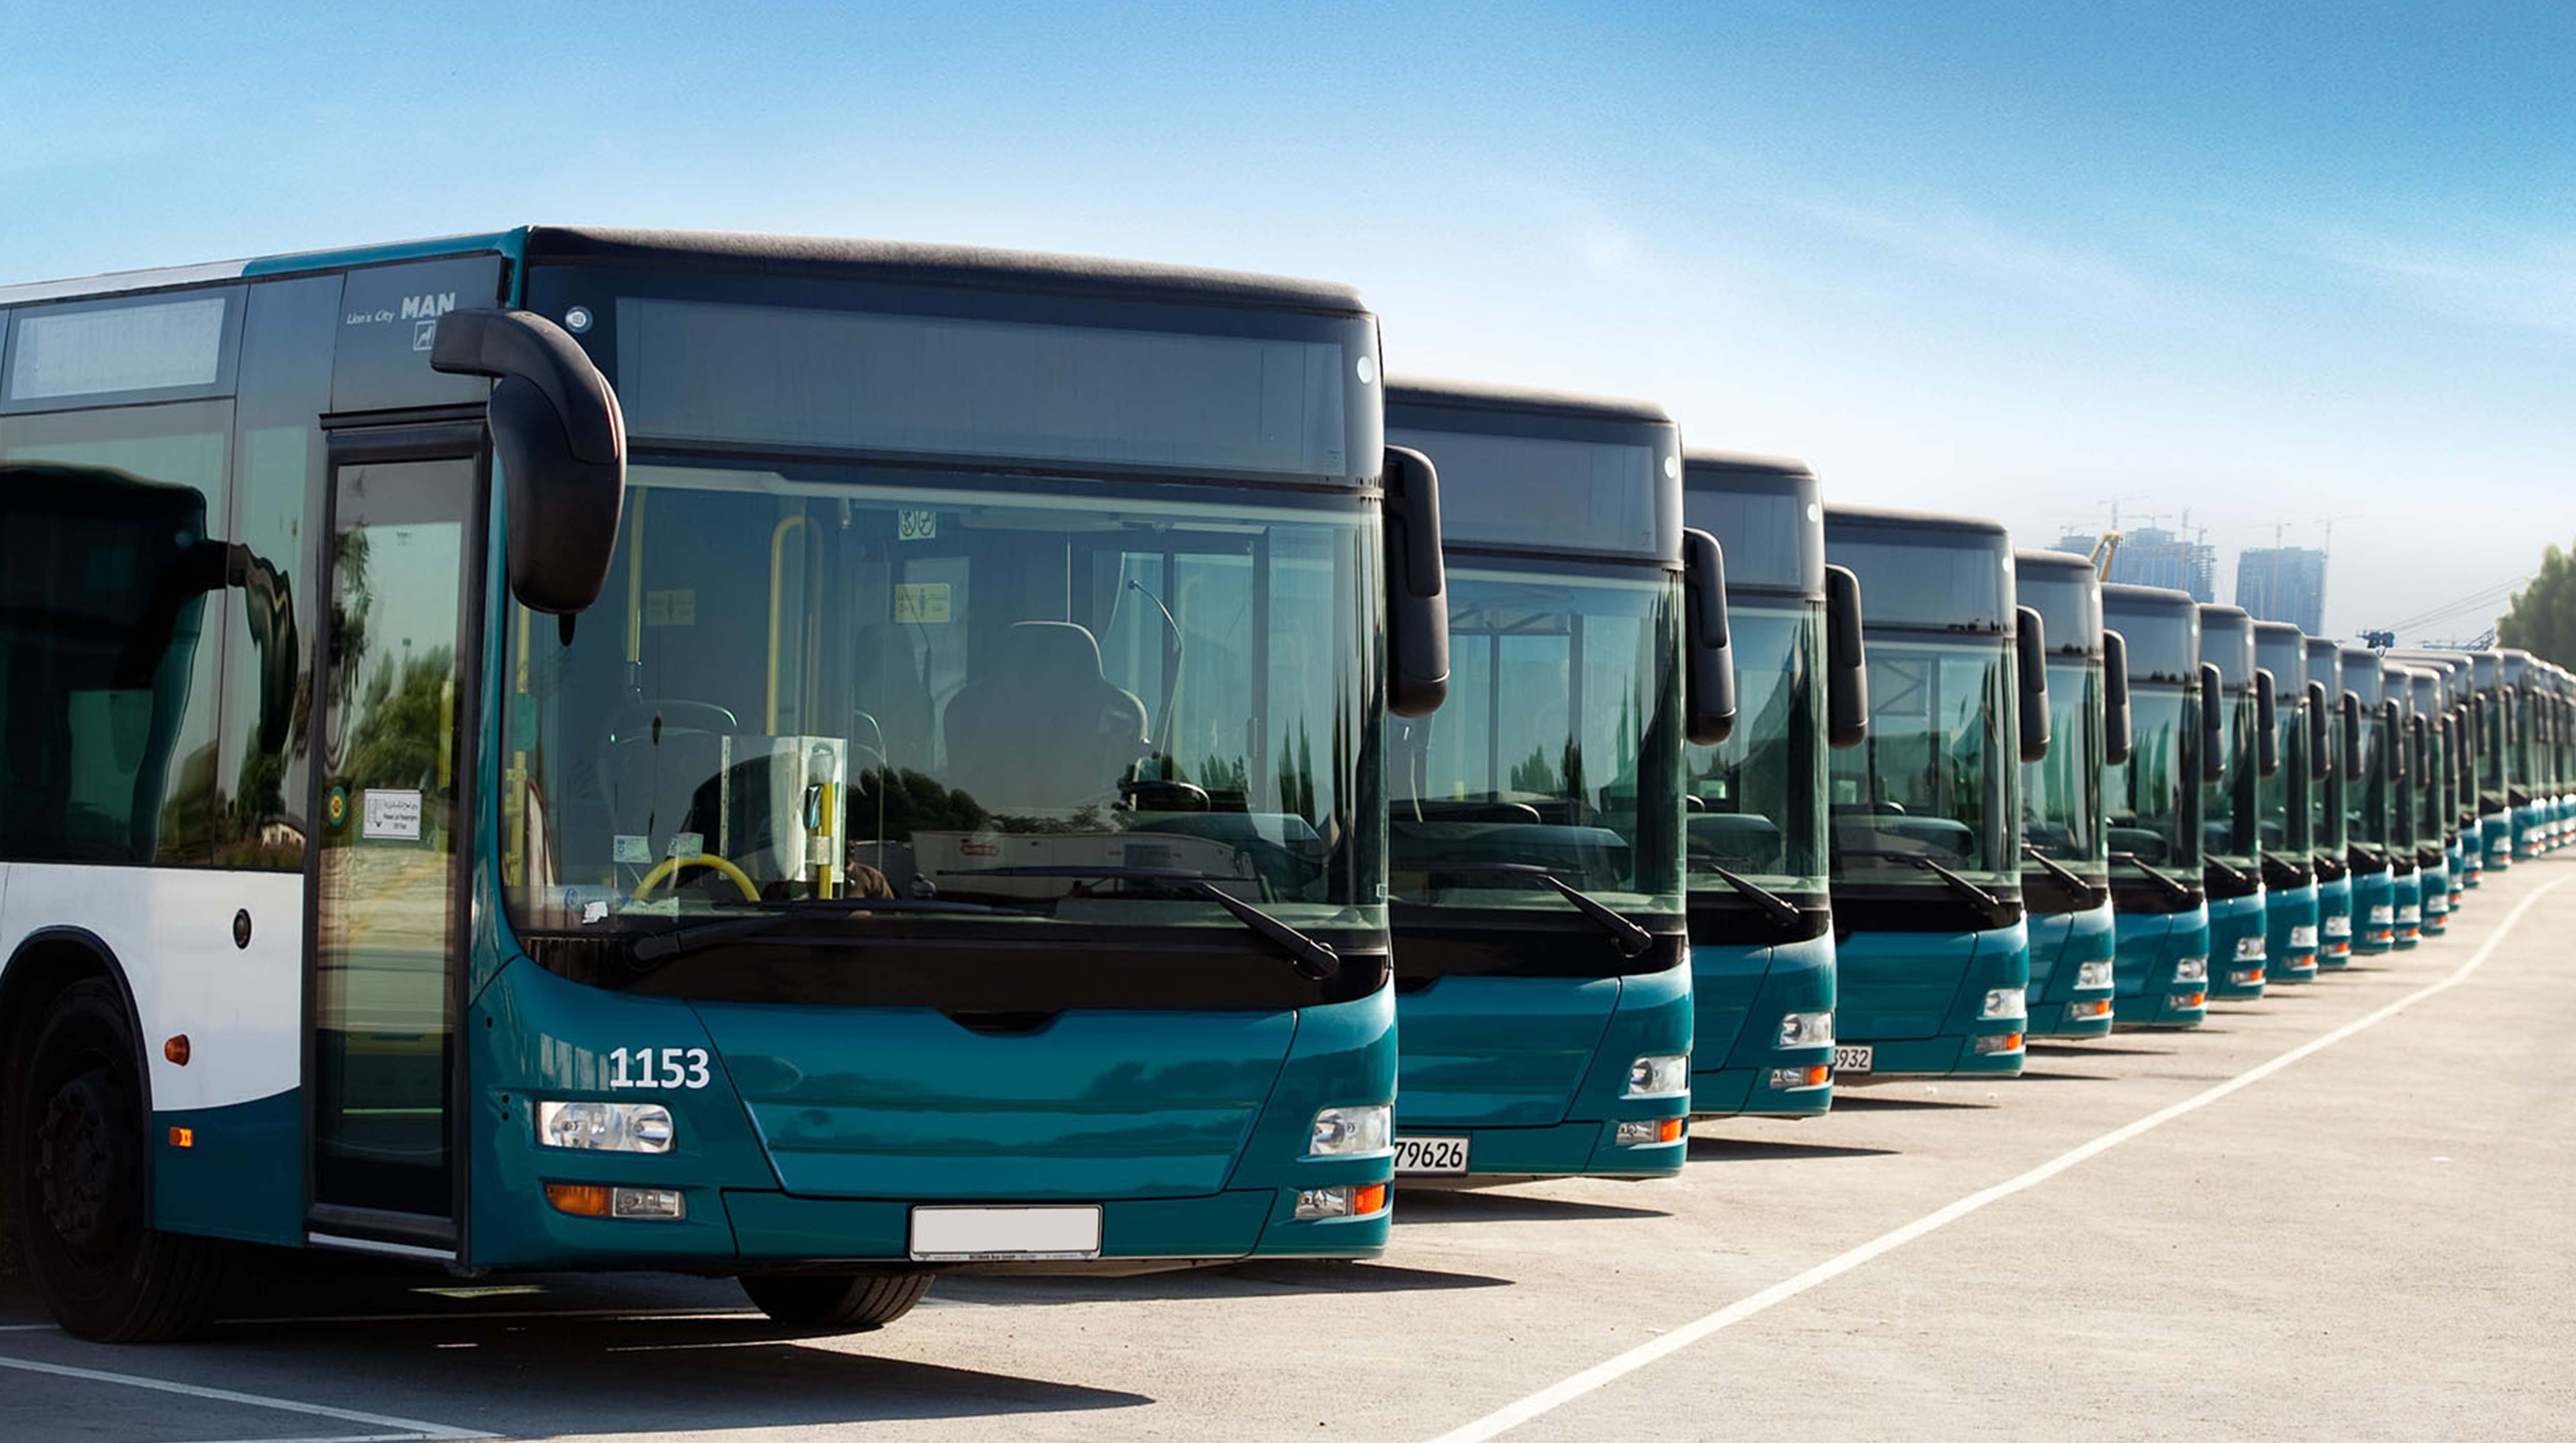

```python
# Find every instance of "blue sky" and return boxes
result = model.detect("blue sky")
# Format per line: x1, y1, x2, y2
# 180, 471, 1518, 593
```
7, 1, 2572, 641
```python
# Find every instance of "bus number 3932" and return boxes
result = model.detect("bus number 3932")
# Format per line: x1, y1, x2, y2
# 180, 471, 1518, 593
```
608, 1047, 714, 1089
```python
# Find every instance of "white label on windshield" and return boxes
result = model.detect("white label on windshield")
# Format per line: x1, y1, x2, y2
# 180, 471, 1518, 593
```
894, 582, 952, 624
362, 789, 422, 840
668, 832, 704, 860
613, 834, 651, 864
644, 588, 696, 625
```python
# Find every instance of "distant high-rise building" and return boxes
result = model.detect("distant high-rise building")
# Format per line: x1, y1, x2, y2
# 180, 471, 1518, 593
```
2235, 546, 2328, 634
2073, 525, 2216, 601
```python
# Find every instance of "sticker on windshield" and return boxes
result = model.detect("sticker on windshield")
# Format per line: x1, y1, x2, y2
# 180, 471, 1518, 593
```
362, 788, 422, 840
667, 832, 704, 859
899, 509, 938, 541
895, 582, 952, 624
644, 589, 696, 626
613, 834, 651, 864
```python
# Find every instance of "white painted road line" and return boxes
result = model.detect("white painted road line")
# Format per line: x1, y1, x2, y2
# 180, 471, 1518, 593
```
1423, 873, 2572, 1443
0, 1355, 492, 1441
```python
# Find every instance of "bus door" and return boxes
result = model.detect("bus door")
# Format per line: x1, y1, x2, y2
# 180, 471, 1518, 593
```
305, 426, 486, 1253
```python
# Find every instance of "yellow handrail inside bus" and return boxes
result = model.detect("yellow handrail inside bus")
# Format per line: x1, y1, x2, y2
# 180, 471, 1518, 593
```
631, 853, 762, 902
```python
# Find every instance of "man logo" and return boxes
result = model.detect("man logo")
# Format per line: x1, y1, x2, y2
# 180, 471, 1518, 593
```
399, 292, 458, 321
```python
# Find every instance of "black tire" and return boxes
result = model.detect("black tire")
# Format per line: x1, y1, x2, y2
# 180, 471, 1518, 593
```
738, 1270, 933, 1330
6, 980, 231, 1342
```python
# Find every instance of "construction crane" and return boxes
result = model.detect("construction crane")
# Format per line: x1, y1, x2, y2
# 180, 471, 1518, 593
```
2087, 530, 2122, 578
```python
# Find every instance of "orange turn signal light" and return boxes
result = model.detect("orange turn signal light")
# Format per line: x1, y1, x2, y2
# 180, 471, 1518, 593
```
164, 1035, 190, 1066
1798, 1064, 1831, 1087
2178, 992, 2207, 1008
1352, 1183, 1389, 1217
1655, 1117, 1686, 1144
167, 1127, 194, 1149
545, 1183, 614, 1217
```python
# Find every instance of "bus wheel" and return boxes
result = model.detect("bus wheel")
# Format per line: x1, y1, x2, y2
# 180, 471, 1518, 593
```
738, 1271, 934, 1330
7, 980, 230, 1342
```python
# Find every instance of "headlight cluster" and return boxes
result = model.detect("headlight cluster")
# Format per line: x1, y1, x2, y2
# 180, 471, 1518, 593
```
2074, 960, 2116, 991
1978, 988, 2028, 1022
1625, 1054, 1690, 1098
537, 1101, 674, 1154
1308, 1104, 1391, 1157
1775, 1011, 1834, 1048
2173, 955, 2210, 983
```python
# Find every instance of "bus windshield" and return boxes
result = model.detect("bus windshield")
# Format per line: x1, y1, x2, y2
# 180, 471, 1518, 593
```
1685, 601, 1827, 896
2022, 657, 2106, 880
2258, 696, 2313, 856
503, 460, 1384, 937
1389, 565, 1684, 915
1832, 637, 2016, 888
2109, 684, 2202, 871
2202, 686, 2260, 866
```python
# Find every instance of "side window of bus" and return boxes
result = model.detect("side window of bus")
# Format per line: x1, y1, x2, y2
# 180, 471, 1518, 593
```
0, 400, 234, 864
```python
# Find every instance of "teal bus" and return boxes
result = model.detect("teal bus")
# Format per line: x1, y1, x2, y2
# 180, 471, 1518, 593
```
2014, 550, 2119, 1036
2399, 664, 2456, 936
1381, 379, 1728, 1182
1678, 453, 1864, 1117
1822, 508, 2049, 1079
2197, 606, 2272, 998
2382, 660, 2425, 948
0, 227, 1452, 1340
2471, 651, 2514, 875
2342, 649, 2401, 953
2252, 622, 2319, 981
2396, 650, 2481, 900
2305, 636, 2355, 966
2101, 585, 2209, 1025
2501, 650, 2544, 861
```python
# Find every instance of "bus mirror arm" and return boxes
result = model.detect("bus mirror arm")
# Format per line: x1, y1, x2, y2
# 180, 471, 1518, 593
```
2382, 699, 2407, 782
1680, 527, 1736, 745
1824, 564, 1868, 749
1380, 446, 1449, 719
2015, 606, 2050, 764
431, 308, 628, 616
2340, 691, 2365, 782
2254, 668, 2280, 778
2408, 712, 2429, 787
2199, 663, 2226, 782
2306, 681, 2331, 781
2102, 629, 2133, 766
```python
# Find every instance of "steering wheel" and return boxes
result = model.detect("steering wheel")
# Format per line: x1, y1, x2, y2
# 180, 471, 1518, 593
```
632, 854, 762, 902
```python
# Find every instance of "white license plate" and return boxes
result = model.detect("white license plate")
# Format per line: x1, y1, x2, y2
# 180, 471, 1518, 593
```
1393, 1135, 1470, 1174
908, 1205, 1101, 1262
1833, 1044, 1874, 1074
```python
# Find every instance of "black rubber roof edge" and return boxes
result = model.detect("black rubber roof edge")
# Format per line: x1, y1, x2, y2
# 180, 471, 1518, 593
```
523, 226, 1367, 314
1385, 374, 1670, 425
1824, 502, 2007, 538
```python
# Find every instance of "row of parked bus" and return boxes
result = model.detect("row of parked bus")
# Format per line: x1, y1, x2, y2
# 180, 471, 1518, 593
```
2, 227, 2567, 1341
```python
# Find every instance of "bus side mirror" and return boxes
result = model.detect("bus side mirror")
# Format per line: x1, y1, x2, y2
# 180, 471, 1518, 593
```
2103, 629, 2133, 766
1824, 564, 1868, 749
2015, 606, 2050, 764
2253, 668, 2280, 778
2382, 699, 2406, 781
2199, 663, 2226, 781
1680, 527, 1736, 745
431, 309, 628, 616
2409, 712, 2429, 787
1380, 446, 1449, 718
2306, 681, 2331, 781
2341, 692, 2364, 781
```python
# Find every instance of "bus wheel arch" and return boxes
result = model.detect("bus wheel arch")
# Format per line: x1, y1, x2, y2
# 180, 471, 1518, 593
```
2, 939, 229, 1341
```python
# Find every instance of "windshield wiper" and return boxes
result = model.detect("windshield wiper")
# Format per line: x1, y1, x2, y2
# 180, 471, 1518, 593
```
963, 865, 1339, 980
2257, 849, 2309, 888
1416, 861, 1654, 958
1908, 857, 2016, 927
629, 896, 1035, 963
1692, 859, 1804, 930
2111, 851, 2195, 903
2205, 854, 2256, 890
2020, 843, 2103, 907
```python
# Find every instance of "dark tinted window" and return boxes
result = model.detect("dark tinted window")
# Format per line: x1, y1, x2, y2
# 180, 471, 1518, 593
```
1390, 425, 1676, 558
1683, 482, 1819, 593
3, 289, 240, 409
1827, 524, 2011, 632
0, 401, 234, 863
2106, 603, 2196, 682
2016, 567, 2099, 657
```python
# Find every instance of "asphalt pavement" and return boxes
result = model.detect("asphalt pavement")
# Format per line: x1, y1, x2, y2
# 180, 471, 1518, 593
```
6, 862, 2571, 1442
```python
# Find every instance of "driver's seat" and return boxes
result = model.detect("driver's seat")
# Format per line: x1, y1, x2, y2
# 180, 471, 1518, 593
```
943, 620, 1149, 811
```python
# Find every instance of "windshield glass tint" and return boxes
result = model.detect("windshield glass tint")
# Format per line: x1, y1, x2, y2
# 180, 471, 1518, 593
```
2023, 659, 2105, 877
1830, 638, 2016, 886
2260, 691, 2313, 854
1685, 603, 1826, 895
1389, 567, 1683, 913
504, 462, 1383, 932
2203, 688, 2261, 864
1387, 427, 1671, 558
1826, 531, 2009, 632
2109, 685, 2201, 870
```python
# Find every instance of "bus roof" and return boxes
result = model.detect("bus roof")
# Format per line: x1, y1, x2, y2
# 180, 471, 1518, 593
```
1385, 375, 1669, 425
2102, 581, 2198, 615
1823, 503, 2007, 540
2, 225, 1370, 316
1681, 449, 1813, 482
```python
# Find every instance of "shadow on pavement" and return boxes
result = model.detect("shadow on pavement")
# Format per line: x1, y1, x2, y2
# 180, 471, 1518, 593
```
941, 1257, 1510, 1305
2029, 1042, 2176, 1058
1391, 1189, 1669, 1224
1825, 1093, 1999, 1112
1687, 1136, 1897, 1162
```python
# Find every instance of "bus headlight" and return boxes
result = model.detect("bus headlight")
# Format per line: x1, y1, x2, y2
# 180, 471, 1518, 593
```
1775, 1011, 1834, 1048
1308, 1104, 1391, 1156
1625, 1054, 1689, 1097
2075, 960, 2116, 991
537, 1101, 674, 1154
2173, 955, 2209, 983
1978, 988, 2027, 1022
